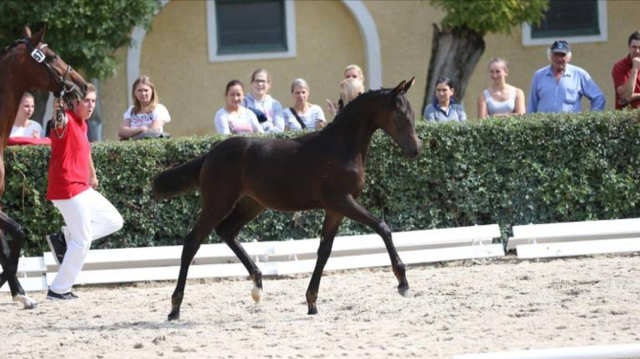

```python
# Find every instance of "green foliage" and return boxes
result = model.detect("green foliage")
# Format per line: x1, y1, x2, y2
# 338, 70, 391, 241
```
430, 0, 549, 35
0, 0, 160, 79
6, 110, 640, 256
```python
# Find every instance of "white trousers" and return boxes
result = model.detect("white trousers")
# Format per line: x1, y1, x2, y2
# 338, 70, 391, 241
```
50, 188, 123, 294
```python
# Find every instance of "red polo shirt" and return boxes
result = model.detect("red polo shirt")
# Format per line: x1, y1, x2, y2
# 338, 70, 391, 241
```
612, 55, 640, 109
46, 110, 91, 200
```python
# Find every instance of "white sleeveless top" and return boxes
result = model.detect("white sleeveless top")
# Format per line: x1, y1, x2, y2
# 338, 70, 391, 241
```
484, 87, 516, 116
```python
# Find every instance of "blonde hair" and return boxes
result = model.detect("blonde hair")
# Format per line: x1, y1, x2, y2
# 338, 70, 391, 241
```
343, 64, 365, 82
131, 75, 158, 114
339, 78, 364, 105
21, 91, 35, 102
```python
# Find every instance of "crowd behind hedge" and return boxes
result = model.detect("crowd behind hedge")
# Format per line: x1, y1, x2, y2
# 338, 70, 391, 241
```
6, 109, 640, 257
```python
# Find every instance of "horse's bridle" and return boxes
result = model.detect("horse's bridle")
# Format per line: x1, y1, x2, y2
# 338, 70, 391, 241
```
15, 38, 78, 110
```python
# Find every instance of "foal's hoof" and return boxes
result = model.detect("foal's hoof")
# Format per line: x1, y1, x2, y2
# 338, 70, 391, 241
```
307, 305, 318, 315
167, 309, 180, 321
13, 294, 38, 309
397, 285, 411, 298
251, 285, 262, 303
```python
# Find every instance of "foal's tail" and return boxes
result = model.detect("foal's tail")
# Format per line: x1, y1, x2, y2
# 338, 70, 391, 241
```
152, 154, 207, 199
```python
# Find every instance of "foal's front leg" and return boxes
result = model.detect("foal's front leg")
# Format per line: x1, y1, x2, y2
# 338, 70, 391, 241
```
327, 195, 409, 296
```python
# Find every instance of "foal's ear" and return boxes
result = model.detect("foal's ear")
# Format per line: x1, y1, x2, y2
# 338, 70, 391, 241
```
391, 80, 407, 98
403, 77, 416, 93
22, 25, 32, 38
30, 25, 46, 45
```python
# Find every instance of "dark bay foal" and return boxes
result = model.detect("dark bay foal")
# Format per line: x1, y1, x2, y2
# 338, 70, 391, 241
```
153, 78, 421, 320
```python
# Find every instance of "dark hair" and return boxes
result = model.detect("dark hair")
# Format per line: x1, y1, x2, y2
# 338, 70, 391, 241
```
225, 79, 244, 95
435, 77, 454, 90
629, 31, 640, 46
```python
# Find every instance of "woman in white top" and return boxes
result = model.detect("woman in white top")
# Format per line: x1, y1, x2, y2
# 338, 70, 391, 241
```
214, 80, 264, 135
119, 75, 171, 140
242, 69, 285, 133
477, 57, 525, 119
11, 92, 42, 138
284, 78, 326, 132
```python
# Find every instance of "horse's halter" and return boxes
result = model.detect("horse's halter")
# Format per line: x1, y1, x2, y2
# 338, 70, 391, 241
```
16, 38, 77, 110
12, 38, 78, 138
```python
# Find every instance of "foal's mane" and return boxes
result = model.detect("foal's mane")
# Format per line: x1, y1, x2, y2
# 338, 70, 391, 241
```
1, 39, 27, 56
325, 87, 393, 129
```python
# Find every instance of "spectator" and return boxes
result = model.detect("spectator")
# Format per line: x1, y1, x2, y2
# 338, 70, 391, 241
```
283, 78, 326, 131
214, 80, 264, 135
343, 64, 365, 82
118, 75, 171, 140
327, 64, 366, 116
44, 83, 123, 301
10, 92, 42, 138
612, 31, 640, 109
528, 40, 605, 113
336, 78, 365, 113
424, 77, 467, 122
477, 57, 525, 118
242, 69, 285, 133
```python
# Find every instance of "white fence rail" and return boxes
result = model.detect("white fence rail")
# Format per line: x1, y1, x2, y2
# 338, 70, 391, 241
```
2, 225, 503, 292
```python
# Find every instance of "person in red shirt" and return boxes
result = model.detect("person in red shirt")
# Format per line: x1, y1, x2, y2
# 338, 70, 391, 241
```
612, 31, 640, 109
44, 84, 123, 301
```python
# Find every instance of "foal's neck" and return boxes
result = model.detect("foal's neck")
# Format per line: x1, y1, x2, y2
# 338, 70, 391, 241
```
322, 102, 378, 162
0, 56, 29, 145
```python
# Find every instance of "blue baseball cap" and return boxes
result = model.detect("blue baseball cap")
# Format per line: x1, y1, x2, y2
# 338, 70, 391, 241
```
550, 40, 571, 54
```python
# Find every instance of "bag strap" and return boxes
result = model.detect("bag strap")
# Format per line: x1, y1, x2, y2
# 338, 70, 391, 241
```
289, 107, 306, 129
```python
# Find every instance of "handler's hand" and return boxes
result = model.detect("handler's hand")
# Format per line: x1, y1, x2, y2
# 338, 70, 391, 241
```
90, 176, 99, 189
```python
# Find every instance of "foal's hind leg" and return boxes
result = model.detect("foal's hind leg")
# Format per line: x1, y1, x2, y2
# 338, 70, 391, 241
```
327, 195, 409, 296
215, 197, 265, 303
306, 211, 344, 315
168, 203, 236, 321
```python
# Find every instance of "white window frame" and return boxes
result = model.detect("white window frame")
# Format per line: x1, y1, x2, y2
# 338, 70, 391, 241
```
206, 0, 296, 62
522, 0, 607, 46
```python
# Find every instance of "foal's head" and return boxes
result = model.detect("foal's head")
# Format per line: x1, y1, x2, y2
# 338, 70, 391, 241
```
375, 78, 422, 159
14, 26, 88, 103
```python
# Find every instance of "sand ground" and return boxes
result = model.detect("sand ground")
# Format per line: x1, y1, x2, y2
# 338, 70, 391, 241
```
2, 254, 640, 359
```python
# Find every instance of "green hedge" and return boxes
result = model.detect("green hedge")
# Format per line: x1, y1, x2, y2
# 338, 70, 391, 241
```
6, 110, 640, 256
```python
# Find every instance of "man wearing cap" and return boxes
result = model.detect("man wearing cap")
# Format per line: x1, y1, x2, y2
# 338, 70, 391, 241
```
612, 31, 640, 109
528, 40, 605, 113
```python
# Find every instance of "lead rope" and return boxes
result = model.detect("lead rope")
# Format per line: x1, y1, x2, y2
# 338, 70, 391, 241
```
53, 96, 67, 139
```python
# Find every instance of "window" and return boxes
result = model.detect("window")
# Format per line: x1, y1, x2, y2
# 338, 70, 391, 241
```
522, 0, 607, 46
206, 0, 296, 62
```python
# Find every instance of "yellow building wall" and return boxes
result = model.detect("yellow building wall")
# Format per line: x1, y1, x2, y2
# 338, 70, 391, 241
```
100, 0, 638, 140
364, 1, 444, 114
100, 0, 364, 140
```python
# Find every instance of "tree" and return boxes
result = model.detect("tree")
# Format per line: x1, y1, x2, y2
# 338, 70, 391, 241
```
0, 0, 161, 123
423, 0, 549, 111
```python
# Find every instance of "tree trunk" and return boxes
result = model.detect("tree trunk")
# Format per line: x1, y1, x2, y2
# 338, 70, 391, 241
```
423, 24, 485, 113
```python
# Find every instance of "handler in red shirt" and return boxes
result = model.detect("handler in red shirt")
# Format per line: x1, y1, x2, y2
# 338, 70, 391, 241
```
612, 31, 640, 109
44, 84, 123, 301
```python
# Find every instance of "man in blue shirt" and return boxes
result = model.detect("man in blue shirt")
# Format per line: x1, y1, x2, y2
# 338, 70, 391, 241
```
528, 40, 606, 113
